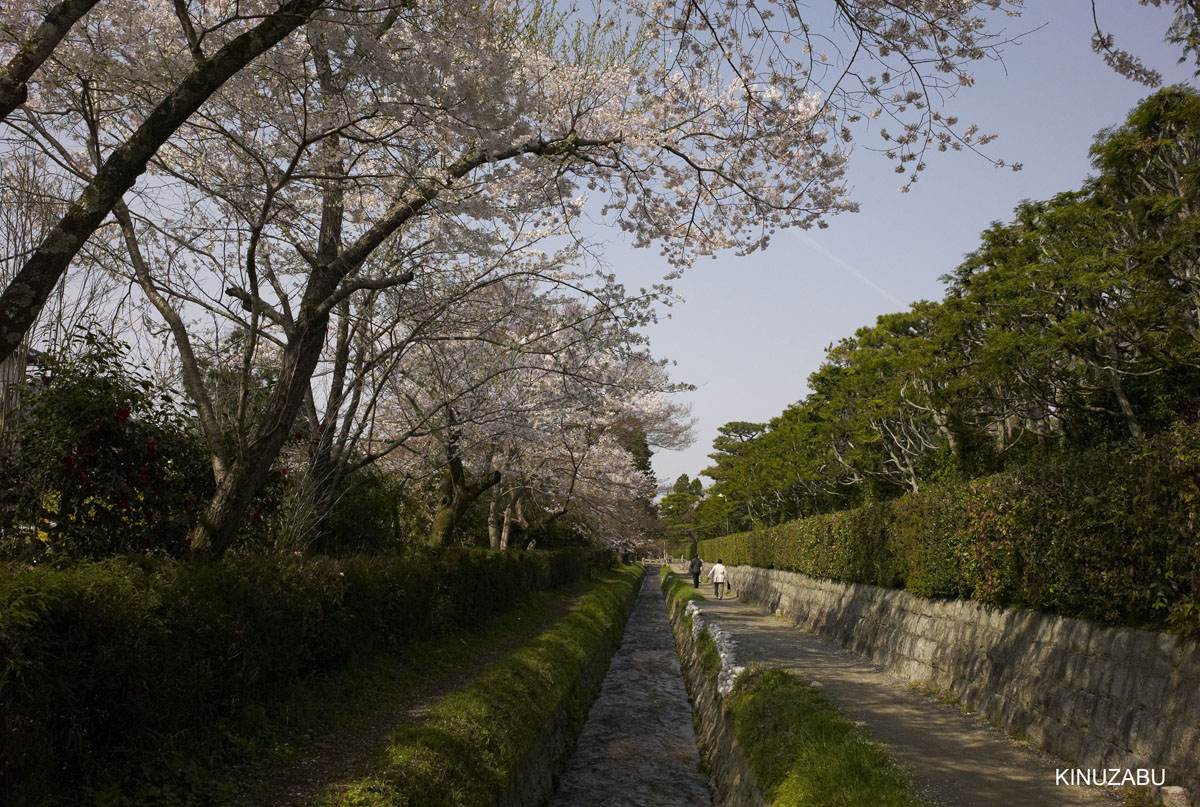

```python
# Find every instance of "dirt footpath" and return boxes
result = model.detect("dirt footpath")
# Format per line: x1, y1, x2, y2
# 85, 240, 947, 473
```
677, 569, 1118, 807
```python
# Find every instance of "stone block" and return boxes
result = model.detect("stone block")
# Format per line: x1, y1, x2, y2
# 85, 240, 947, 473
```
1025, 713, 1051, 747
1065, 653, 1088, 687
1083, 658, 1113, 694
1179, 641, 1200, 680
1132, 674, 1168, 714
1056, 726, 1085, 764
1160, 786, 1191, 807
1130, 630, 1158, 667
1089, 625, 1115, 660
1092, 697, 1121, 740
1069, 691, 1098, 730
1130, 710, 1165, 761
1166, 725, 1200, 772
1066, 618, 1093, 654
1077, 736, 1108, 769
1159, 633, 1185, 667
1110, 666, 1135, 704
1186, 685, 1200, 728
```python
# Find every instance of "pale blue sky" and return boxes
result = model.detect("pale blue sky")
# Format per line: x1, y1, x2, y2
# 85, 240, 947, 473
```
602, 0, 1198, 488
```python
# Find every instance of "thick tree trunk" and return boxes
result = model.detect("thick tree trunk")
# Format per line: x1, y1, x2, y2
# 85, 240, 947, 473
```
0, 0, 325, 364
500, 504, 514, 550
188, 311, 330, 557
1107, 368, 1144, 440
428, 458, 501, 547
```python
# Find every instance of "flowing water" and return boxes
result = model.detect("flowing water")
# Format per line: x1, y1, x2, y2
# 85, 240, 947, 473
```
550, 574, 713, 807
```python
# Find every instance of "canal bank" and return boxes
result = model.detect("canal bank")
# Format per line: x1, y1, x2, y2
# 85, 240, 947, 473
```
550, 573, 713, 807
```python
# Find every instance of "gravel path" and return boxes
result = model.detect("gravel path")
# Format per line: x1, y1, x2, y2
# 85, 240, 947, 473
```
673, 565, 1118, 807
550, 574, 713, 807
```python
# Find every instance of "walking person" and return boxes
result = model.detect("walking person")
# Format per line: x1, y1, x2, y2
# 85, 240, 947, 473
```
707, 558, 729, 599
688, 555, 703, 589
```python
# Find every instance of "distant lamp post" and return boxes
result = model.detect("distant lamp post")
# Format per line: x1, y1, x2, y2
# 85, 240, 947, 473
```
717, 493, 730, 535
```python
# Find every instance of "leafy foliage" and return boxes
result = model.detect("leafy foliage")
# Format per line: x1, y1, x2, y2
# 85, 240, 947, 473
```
0, 333, 211, 560
321, 565, 642, 807
0, 547, 612, 804
700, 420, 1200, 636
687, 90, 1200, 614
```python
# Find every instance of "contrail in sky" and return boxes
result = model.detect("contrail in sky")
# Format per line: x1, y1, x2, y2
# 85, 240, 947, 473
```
792, 231, 907, 308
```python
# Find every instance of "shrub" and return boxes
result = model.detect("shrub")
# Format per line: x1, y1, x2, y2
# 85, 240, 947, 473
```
700, 421, 1200, 636
0, 547, 612, 805
323, 565, 643, 807
0, 333, 212, 560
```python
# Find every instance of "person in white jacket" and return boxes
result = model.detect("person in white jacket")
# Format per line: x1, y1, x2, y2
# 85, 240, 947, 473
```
707, 559, 729, 600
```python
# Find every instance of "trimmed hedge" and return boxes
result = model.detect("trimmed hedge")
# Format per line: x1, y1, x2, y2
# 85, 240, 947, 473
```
0, 547, 612, 805
700, 421, 1200, 635
322, 565, 644, 806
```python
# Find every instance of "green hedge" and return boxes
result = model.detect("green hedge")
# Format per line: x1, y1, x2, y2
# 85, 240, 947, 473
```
0, 547, 612, 804
323, 565, 643, 806
700, 421, 1200, 635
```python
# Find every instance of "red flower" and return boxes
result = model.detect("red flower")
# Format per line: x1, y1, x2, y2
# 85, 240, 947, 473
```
41, 374, 50, 386
77, 469, 92, 489
294, 431, 304, 441
279, 467, 288, 476
251, 511, 261, 521
146, 437, 157, 455
117, 408, 130, 422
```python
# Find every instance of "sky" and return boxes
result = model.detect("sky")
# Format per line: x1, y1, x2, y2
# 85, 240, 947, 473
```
597, 0, 1199, 489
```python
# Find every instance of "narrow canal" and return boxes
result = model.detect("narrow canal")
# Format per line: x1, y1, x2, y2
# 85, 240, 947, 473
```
550, 572, 713, 807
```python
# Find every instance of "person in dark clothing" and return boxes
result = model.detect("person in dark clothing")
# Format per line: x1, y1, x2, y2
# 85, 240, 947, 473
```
688, 555, 703, 588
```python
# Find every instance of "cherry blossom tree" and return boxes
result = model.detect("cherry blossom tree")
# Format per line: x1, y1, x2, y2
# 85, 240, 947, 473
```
3, 0, 1067, 554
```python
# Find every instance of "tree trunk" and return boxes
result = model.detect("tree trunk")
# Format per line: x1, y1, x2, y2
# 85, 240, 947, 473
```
0, 0, 103, 123
488, 494, 503, 550
0, 0, 324, 364
500, 504, 514, 550
428, 457, 501, 547
188, 310, 330, 557
1107, 367, 1144, 440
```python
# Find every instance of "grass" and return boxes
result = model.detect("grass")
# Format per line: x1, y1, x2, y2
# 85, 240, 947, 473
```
660, 564, 705, 612
726, 668, 936, 807
320, 564, 643, 807
87, 570, 631, 807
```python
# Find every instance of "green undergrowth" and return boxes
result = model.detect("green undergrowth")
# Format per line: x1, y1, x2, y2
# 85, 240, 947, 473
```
660, 564, 704, 614
86, 570, 616, 806
321, 564, 644, 807
726, 669, 934, 807
1, 548, 611, 805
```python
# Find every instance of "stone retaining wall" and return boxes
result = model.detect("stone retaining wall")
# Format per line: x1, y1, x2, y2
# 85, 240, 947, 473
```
725, 565, 1200, 801
663, 587, 766, 807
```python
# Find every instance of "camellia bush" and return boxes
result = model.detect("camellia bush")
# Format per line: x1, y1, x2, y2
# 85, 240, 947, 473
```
700, 421, 1200, 636
0, 332, 213, 559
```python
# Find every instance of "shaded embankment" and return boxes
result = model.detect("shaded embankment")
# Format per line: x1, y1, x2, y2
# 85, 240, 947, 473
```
318, 565, 643, 807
